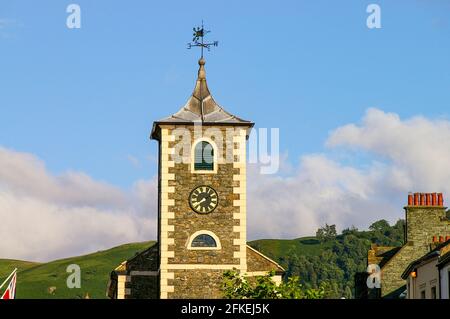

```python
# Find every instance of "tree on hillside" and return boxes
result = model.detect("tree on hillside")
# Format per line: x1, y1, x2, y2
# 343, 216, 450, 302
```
369, 219, 404, 246
369, 220, 390, 233
316, 224, 337, 242
342, 225, 359, 236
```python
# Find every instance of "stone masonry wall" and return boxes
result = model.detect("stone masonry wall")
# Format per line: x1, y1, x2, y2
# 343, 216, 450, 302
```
170, 269, 225, 299
381, 245, 427, 297
406, 207, 450, 247
128, 276, 159, 299
115, 244, 159, 299
167, 125, 241, 265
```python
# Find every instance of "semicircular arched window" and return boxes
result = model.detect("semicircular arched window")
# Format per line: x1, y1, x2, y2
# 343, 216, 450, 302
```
194, 141, 214, 171
191, 234, 217, 248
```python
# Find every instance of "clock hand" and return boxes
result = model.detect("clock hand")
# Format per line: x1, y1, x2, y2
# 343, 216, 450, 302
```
197, 198, 207, 204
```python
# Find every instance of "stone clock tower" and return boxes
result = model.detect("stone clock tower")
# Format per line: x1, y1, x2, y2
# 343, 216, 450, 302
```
108, 58, 284, 299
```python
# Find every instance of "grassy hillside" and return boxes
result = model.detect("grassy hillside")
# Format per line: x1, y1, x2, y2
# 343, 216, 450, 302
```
0, 241, 154, 299
248, 237, 334, 267
0, 260, 40, 279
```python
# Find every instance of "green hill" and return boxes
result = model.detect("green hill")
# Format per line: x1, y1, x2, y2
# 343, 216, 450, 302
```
0, 241, 154, 299
248, 236, 335, 265
0, 260, 41, 279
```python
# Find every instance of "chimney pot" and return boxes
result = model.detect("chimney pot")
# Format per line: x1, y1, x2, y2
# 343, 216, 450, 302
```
439, 236, 444, 243
446, 236, 450, 242
414, 193, 419, 206
432, 236, 437, 243
432, 193, 437, 206
438, 193, 444, 206
426, 193, 431, 206
420, 193, 425, 206
408, 194, 413, 206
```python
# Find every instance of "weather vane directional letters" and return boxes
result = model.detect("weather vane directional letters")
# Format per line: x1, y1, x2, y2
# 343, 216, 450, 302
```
187, 21, 218, 58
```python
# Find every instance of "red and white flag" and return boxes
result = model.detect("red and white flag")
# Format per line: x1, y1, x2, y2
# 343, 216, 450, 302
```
0, 269, 17, 300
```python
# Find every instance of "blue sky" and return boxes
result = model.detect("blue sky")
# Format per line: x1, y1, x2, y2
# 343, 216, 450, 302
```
1, 0, 449, 188
2, 1, 450, 260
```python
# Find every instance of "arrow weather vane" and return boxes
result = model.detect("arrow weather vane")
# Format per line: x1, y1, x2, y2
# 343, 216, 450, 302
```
187, 21, 219, 58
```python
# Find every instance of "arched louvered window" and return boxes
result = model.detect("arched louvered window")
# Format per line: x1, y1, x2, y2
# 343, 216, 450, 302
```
194, 141, 214, 171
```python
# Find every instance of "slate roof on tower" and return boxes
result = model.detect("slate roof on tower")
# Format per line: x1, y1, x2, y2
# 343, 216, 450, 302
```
151, 58, 253, 140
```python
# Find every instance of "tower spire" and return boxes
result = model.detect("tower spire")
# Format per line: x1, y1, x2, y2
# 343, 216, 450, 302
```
150, 22, 252, 139
196, 57, 207, 121
187, 22, 217, 121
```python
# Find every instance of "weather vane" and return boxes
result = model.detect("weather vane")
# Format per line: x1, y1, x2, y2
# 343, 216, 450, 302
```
187, 21, 218, 58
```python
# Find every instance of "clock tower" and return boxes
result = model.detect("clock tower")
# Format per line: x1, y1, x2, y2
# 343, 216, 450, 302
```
108, 57, 284, 300
151, 57, 255, 298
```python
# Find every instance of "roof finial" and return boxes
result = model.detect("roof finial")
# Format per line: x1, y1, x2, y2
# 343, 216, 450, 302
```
187, 21, 219, 60
198, 57, 206, 80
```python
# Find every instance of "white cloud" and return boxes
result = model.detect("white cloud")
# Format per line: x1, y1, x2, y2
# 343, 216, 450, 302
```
246, 108, 450, 240
0, 147, 157, 262
327, 108, 450, 194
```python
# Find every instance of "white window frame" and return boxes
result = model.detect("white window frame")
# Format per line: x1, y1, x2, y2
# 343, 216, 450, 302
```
191, 137, 218, 174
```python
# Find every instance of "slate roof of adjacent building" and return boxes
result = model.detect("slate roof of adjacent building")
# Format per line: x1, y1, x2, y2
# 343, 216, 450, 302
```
367, 244, 402, 268
438, 250, 450, 268
246, 245, 285, 275
112, 242, 159, 275
151, 58, 253, 139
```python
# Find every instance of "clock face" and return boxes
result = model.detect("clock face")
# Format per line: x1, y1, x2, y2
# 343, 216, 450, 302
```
189, 186, 218, 214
